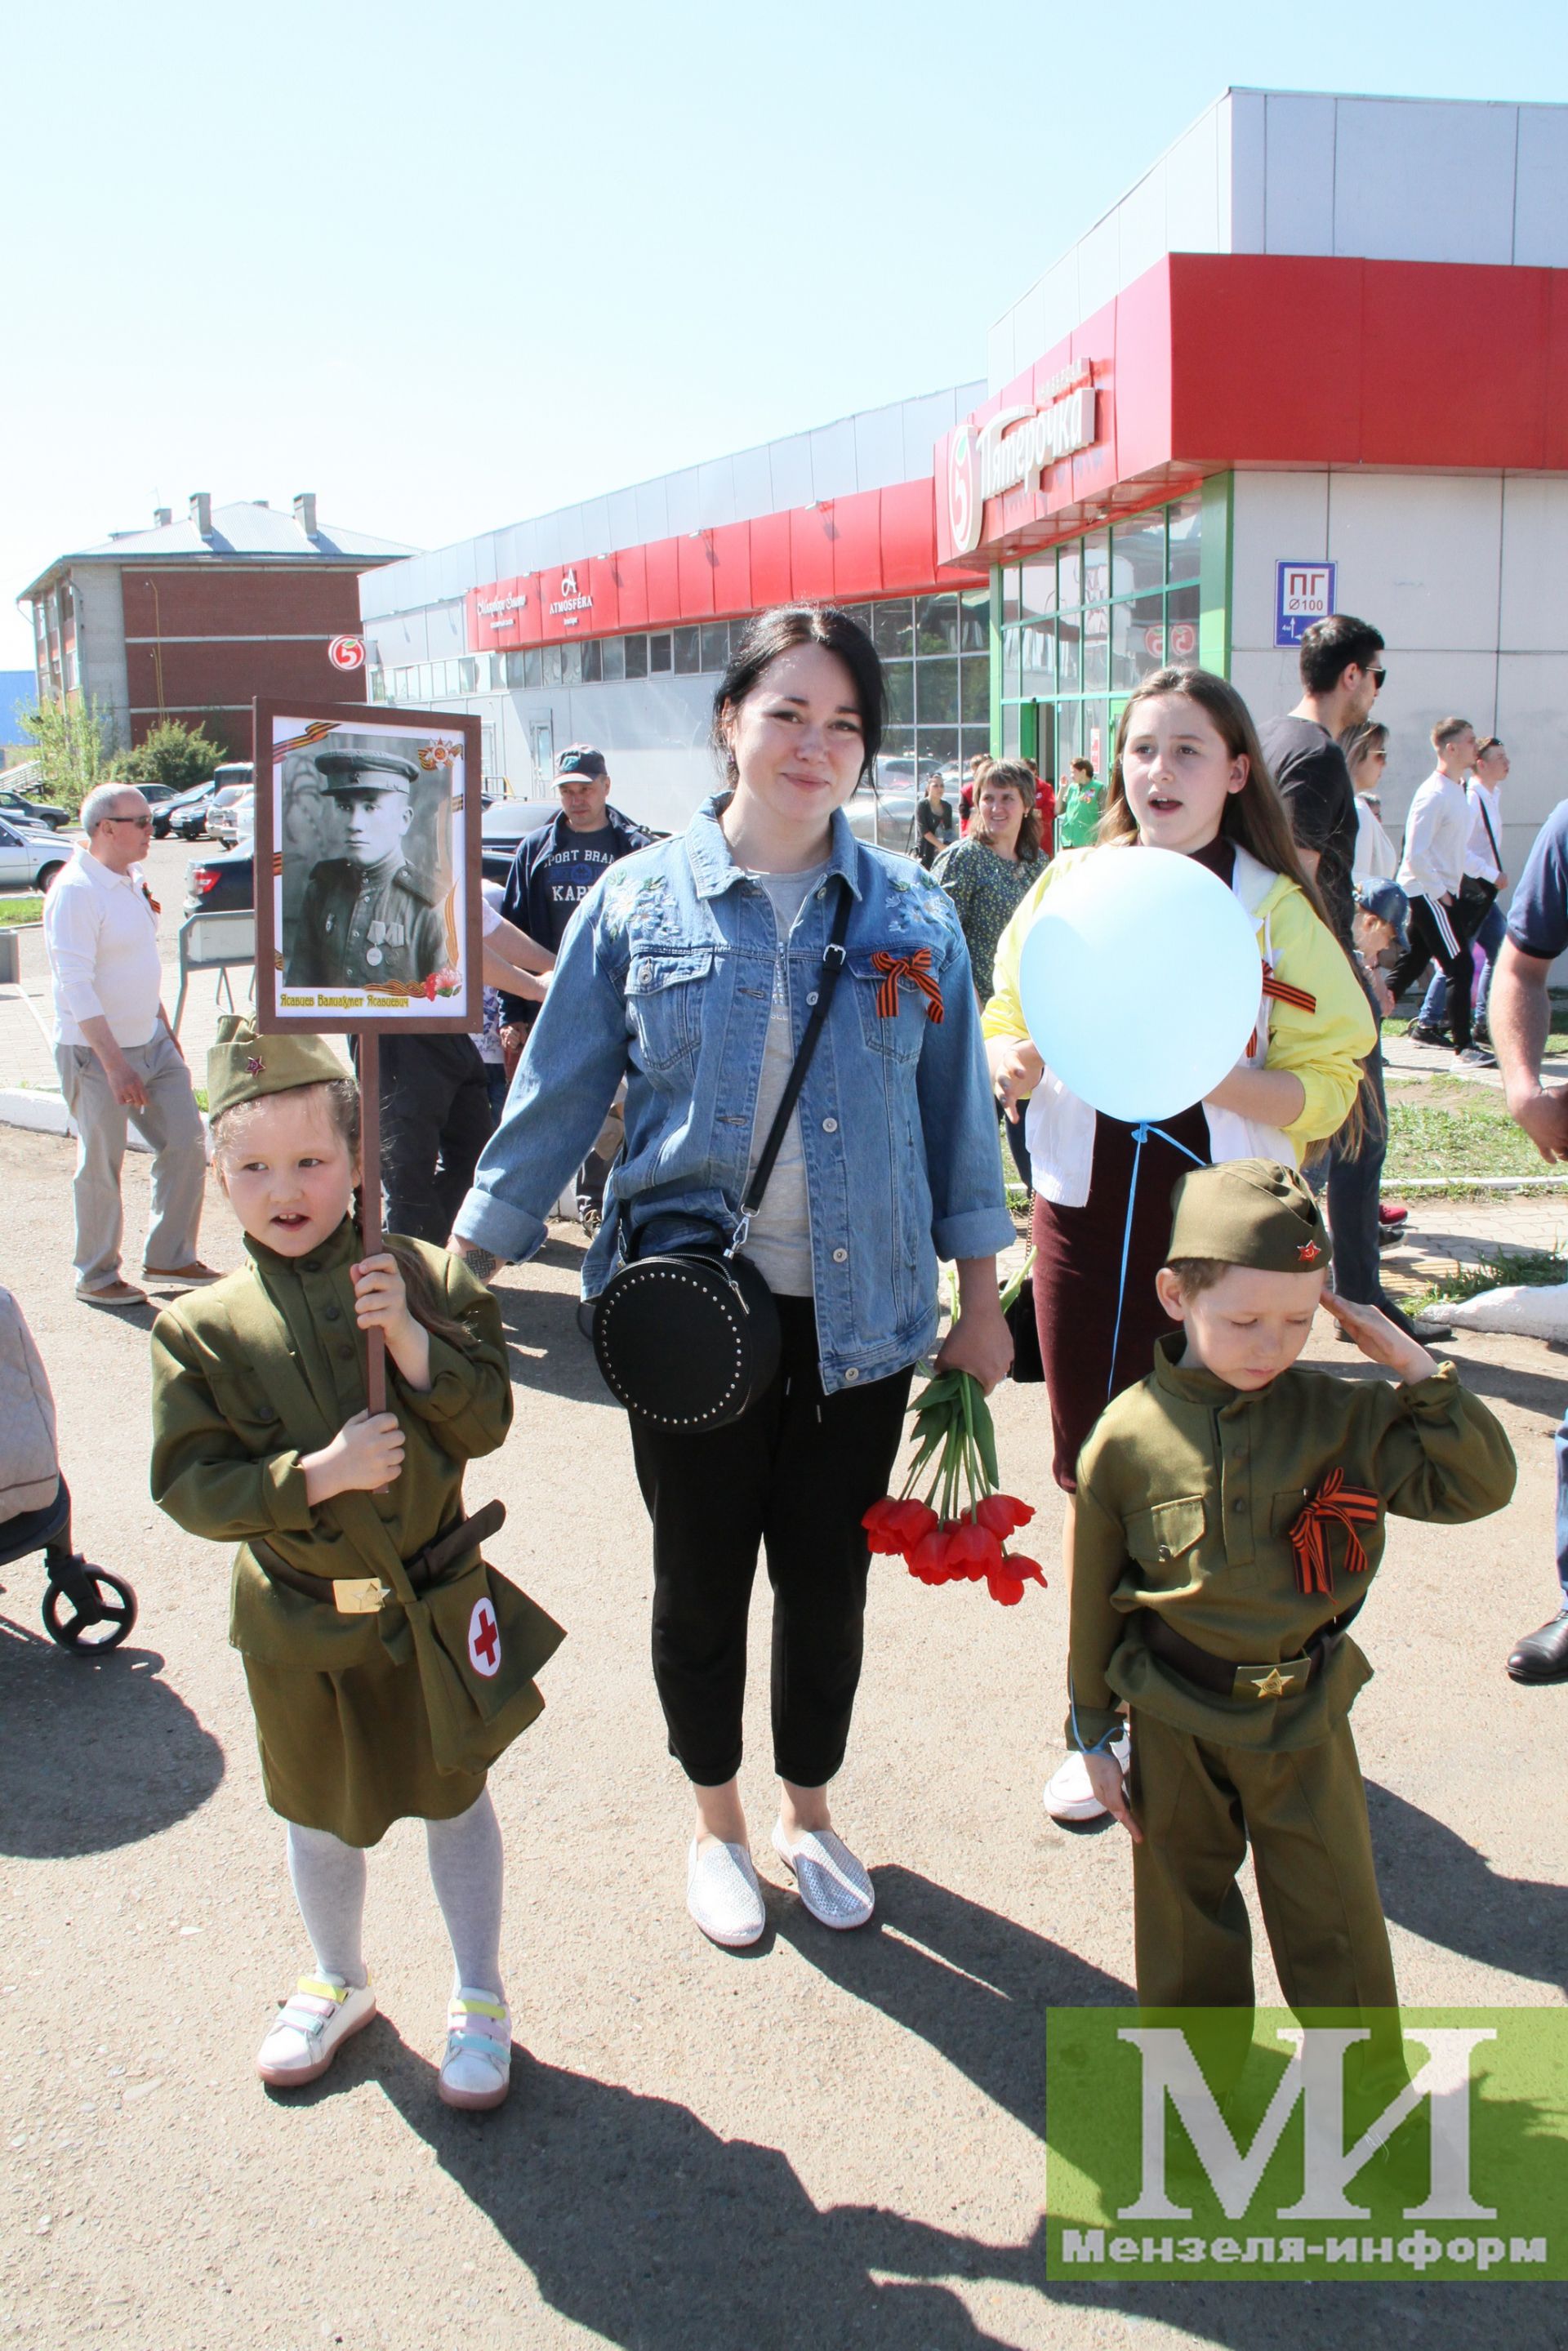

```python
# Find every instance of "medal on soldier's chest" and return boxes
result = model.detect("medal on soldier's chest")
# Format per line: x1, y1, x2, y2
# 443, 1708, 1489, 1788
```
367, 917, 386, 968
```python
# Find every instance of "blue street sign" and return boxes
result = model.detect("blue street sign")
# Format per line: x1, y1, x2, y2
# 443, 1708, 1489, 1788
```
1275, 560, 1336, 646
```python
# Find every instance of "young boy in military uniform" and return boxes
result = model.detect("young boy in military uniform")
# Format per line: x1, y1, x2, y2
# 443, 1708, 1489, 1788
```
287, 750, 448, 988
1069, 1158, 1515, 2012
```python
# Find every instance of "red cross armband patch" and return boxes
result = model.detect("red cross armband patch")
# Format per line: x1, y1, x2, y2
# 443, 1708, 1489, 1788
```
467, 1596, 501, 1678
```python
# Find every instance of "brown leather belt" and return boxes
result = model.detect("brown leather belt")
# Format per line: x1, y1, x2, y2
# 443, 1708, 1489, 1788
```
1140, 1600, 1362, 1704
254, 1500, 506, 1615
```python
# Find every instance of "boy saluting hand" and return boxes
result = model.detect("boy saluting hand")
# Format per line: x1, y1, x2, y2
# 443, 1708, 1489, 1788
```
1069, 1159, 1515, 2013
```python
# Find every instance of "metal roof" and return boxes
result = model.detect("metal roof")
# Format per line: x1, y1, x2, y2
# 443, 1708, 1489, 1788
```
21, 501, 418, 600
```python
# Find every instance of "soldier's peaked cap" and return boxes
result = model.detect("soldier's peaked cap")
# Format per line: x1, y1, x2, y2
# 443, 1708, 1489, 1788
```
1166, 1157, 1330, 1275
314, 750, 420, 795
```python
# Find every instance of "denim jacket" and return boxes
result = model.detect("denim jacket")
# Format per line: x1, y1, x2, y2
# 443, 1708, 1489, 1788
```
454, 794, 1013, 1394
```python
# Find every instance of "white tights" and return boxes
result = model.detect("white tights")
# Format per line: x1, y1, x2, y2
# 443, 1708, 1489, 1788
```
284, 1789, 505, 2000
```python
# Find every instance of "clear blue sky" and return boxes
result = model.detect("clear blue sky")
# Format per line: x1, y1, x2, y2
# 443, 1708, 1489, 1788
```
5, 0, 1566, 667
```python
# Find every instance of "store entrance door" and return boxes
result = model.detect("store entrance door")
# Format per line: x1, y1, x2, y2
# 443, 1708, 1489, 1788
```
528, 718, 555, 793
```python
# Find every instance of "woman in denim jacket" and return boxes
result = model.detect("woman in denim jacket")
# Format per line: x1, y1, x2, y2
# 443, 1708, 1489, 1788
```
452, 606, 1014, 1948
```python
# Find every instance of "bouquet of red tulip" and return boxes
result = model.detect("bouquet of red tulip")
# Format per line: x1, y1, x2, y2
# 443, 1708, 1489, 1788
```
862, 1259, 1045, 1608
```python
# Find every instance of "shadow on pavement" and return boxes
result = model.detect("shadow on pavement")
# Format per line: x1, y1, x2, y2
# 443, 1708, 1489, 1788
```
0, 1619, 225, 1856
492, 1283, 617, 1409
1421, 1348, 1566, 1421
1369, 1779, 1568, 1994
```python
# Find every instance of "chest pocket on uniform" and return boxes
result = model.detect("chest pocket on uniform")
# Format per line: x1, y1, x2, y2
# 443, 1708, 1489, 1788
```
625, 946, 714, 1076
1125, 1495, 1207, 1578
847, 945, 940, 1064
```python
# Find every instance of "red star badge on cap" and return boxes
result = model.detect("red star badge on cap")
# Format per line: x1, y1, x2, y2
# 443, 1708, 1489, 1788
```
1298, 1240, 1321, 1262
246, 1055, 265, 1075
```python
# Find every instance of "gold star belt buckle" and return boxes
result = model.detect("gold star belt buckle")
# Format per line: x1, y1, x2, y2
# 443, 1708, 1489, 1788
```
332, 1578, 389, 1615
1234, 1659, 1309, 1701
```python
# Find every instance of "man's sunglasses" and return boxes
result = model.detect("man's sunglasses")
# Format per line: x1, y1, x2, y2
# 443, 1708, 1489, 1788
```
1369, 666, 1388, 688
106, 812, 154, 827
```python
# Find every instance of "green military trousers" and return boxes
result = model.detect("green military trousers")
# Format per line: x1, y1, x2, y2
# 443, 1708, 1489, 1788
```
1128, 1707, 1399, 2012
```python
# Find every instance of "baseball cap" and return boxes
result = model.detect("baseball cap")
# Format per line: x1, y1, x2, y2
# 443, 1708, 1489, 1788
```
1356, 877, 1410, 953
555, 745, 607, 781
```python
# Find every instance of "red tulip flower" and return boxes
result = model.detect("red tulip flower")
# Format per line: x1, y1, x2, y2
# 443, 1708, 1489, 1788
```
906, 1525, 959, 1584
975, 1492, 1035, 1538
862, 1496, 939, 1556
943, 1519, 1004, 1583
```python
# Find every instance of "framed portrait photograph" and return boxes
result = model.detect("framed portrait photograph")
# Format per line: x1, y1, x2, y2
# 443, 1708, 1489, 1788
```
252, 700, 482, 1035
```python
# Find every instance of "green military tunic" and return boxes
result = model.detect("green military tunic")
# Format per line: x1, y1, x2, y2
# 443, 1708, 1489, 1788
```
288, 854, 448, 989
149, 1218, 532, 1846
1070, 1336, 1516, 2008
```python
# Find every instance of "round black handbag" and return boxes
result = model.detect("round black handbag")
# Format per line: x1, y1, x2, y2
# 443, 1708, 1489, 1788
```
591, 888, 851, 1433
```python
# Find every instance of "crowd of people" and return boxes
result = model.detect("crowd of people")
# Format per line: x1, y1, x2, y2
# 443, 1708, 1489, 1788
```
27, 599, 1566, 2108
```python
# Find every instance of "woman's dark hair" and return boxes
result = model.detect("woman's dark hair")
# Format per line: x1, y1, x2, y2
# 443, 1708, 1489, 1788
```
212, 1080, 478, 1351
970, 758, 1043, 861
710, 605, 886, 786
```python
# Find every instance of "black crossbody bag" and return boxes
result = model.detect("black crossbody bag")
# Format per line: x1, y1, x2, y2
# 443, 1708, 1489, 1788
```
592, 888, 852, 1434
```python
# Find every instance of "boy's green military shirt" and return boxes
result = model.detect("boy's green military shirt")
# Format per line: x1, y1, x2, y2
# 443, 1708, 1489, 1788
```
1069, 1336, 1516, 1753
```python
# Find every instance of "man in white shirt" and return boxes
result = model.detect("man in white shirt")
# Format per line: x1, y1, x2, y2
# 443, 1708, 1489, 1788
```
1388, 716, 1494, 1065
44, 783, 213, 1307
1412, 737, 1510, 1047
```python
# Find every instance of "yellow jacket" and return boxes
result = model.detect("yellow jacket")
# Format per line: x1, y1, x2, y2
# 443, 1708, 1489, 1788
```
984, 844, 1374, 1166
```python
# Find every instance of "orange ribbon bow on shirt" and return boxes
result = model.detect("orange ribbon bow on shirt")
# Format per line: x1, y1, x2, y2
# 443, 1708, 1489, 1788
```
1286, 1469, 1381, 1596
871, 948, 944, 1025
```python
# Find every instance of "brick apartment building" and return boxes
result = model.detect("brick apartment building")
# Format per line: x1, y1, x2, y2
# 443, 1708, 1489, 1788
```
20, 492, 416, 760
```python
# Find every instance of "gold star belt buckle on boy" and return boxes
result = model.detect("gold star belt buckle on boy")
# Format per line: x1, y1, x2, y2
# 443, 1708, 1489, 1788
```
332, 1577, 390, 1615
1232, 1658, 1312, 1702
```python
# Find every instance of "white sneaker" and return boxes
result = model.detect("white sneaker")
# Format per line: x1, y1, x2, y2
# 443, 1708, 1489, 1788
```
1044, 1727, 1131, 1823
687, 1837, 766, 1948
256, 1975, 376, 2087
771, 1822, 875, 1930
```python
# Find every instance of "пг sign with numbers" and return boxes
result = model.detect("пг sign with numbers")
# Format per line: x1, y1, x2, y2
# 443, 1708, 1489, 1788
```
1275, 561, 1336, 647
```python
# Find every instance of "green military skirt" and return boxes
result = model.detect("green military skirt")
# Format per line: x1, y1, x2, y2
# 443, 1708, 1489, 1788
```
243, 1644, 489, 1847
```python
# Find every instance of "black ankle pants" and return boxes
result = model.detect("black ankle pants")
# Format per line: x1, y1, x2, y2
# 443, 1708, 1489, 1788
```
627, 1295, 913, 1788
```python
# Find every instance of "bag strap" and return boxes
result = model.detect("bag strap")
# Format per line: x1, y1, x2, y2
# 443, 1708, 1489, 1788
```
740, 883, 853, 1221
1474, 786, 1501, 866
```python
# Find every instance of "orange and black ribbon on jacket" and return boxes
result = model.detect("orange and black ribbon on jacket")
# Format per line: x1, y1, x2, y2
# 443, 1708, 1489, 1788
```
1287, 1469, 1381, 1596
871, 948, 944, 1025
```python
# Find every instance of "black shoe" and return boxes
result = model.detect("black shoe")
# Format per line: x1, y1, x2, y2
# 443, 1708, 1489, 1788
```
1455, 1044, 1498, 1068
1507, 1610, 1568, 1684
1406, 1021, 1446, 1047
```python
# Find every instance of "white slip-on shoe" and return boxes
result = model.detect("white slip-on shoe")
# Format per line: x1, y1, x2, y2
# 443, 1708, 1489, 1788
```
256, 1975, 376, 2087
686, 1837, 766, 1948
1044, 1726, 1131, 1823
771, 1823, 875, 1930
439, 1988, 512, 2112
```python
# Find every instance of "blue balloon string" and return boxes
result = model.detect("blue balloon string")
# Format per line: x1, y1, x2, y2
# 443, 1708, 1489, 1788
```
1106, 1120, 1208, 1402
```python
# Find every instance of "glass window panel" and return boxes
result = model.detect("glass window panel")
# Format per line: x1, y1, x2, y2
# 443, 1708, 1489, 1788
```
700, 622, 729, 671
1021, 623, 1054, 701
1083, 529, 1111, 609
1083, 620, 1109, 692
1112, 591, 1169, 691
880, 725, 915, 761
560, 643, 583, 685
1056, 700, 1082, 768
1085, 702, 1111, 778
915, 594, 959, 656
369, 669, 387, 702
873, 599, 913, 659
600, 635, 626, 680
916, 654, 958, 724
959, 590, 990, 652
502, 650, 523, 687
843, 603, 874, 638
580, 638, 603, 683
522, 648, 542, 689
648, 632, 672, 673
960, 725, 993, 768
672, 624, 701, 675
1056, 612, 1081, 692
1000, 701, 1021, 759
1167, 493, 1202, 582
1166, 580, 1200, 666
1000, 565, 1022, 628
1057, 540, 1082, 610
541, 646, 564, 687
885, 661, 915, 724
1111, 511, 1168, 601
457, 657, 478, 692
917, 728, 960, 773
961, 656, 990, 724
623, 635, 648, 679
1020, 556, 1056, 621
1034, 702, 1054, 786
1001, 628, 1021, 697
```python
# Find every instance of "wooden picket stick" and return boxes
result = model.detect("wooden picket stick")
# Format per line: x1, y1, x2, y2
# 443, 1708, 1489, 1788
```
357, 1031, 386, 1415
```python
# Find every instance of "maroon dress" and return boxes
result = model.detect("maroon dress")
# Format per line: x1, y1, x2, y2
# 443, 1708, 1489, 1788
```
1031, 839, 1234, 1489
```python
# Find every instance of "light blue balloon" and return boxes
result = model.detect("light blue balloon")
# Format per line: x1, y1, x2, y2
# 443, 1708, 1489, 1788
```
1018, 847, 1262, 1122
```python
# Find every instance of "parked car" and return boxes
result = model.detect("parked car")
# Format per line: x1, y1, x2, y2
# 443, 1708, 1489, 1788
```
184, 844, 255, 916
0, 788, 69, 830
209, 787, 255, 850
479, 795, 559, 888
163, 762, 254, 840
0, 818, 72, 893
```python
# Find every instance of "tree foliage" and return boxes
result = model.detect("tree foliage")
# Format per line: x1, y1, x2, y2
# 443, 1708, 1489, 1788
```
17, 695, 114, 817
112, 719, 225, 792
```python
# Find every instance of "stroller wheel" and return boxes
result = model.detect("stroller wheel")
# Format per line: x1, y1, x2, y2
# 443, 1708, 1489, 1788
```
42, 1565, 137, 1652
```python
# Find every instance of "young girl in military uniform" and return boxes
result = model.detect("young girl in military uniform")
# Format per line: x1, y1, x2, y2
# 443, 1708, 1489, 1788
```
1068, 1158, 1515, 2014
150, 1017, 560, 2108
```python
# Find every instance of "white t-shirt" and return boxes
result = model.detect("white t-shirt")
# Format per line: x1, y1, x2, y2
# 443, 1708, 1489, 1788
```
1352, 796, 1398, 884
741, 865, 828, 1298
1464, 780, 1503, 884
44, 848, 163, 1049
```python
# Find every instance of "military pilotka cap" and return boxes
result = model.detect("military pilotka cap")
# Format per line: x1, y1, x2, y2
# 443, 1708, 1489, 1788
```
314, 750, 420, 797
1166, 1158, 1330, 1274
207, 1015, 351, 1122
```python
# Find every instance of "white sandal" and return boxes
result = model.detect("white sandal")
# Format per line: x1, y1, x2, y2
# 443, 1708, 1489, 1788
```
439, 1988, 512, 2111
256, 1975, 376, 2087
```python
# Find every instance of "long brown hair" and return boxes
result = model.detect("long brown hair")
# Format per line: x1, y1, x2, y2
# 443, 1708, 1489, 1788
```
969, 759, 1043, 861
1098, 668, 1331, 924
212, 1080, 479, 1350
1098, 667, 1369, 1155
